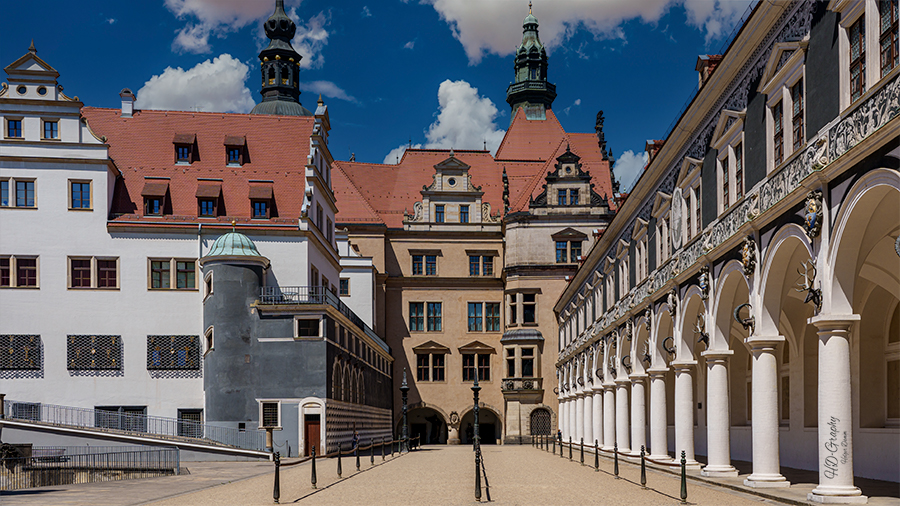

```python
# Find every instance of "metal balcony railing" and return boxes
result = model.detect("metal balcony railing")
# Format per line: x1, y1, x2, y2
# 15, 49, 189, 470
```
258, 286, 388, 352
1, 400, 266, 451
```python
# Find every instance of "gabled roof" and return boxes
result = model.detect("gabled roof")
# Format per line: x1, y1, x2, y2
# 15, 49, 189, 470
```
4, 49, 59, 79
412, 340, 451, 353
458, 340, 496, 354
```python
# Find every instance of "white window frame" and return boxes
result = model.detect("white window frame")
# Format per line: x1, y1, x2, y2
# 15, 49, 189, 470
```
295, 316, 323, 338
832, 0, 892, 111
258, 400, 282, 430
203, 271, 214, 301
204, 325, 214, 355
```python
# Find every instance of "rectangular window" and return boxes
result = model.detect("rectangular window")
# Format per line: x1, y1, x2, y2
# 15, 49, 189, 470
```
67, 335, 122, 370
16, 258, 37, 287
509, 295, 517, 325
469, 255, 480, 276
721, 159, 730, 210
147, 335, 200, 370
485, 302, 501, 331
297, 319, 319, 337
70, 181, 91, 209
71, 259, 92, 288
460, 205, 469, 223
252, 200, 269, 219
0, 257, 9, 286
435, 204, 445, 223
781, 376, 790, 421
735, 143, 744, 200
850, 16, 866, 102
570, 241, 582, 263
145, 197, 163, 216
507, 348, 516, 377
70, 257, 118, 289
412, 255, 423, 275
557, 189, 567, 206
773, 100, 784, 167
468, 302, 483, 332
199, 199, 216, 217
425, 255, 437, 276
97, 259, 117, 288
463, 354, 476, 381
556, 241, 567, 263
176, 145, 191, 163
523, 293, 536, 324
432, 353, 445, 381
227, 147, 241, 165
482, 256, 493, 276
151, 260, 170, 288
478, 353, 490, 381
791, 81, 804, 151
882, 0, 899, 77
176, 261, 195, 289
16, 180, 35, 207
522, 347, 535, 377
888, 359, 900, 420
427, 302, 442, 331
95, 406, 146, 432
417, 353, 430, 381
339, 278, 350, 296
7, 119, 22, 138
569, 189, 579, 206
43, 120, 58, 140
178, 409, 203, 438
1, 180, 8, 206
409, 302, 424, 331
261, 402, 280, 428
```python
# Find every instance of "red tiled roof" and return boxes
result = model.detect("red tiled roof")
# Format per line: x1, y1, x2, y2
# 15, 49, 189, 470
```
82, 107, 315, 225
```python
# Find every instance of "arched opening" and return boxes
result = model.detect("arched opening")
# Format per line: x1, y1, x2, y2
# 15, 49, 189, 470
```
460, 407, 502, 445
403, 407, 447, 445
654, 306, 676, 437
680, 293, 705, 429
530, 408, 551, 435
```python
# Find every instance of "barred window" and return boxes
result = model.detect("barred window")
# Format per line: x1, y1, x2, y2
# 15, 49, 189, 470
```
67, 335, 122, 370
791, 81, 804, 151
882, 0, 899, 77
850, 16, 866, 102
11, 402, 41, 421
178, 409, 203, 438
95, 406, 147, 432
0, 334, 41, 370
261, 401, 280, 428
773, 100, 784, 166
147, 335, 200, 370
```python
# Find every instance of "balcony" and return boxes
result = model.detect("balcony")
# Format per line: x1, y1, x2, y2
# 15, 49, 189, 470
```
506, 81, 557, 95
501, 377, 543, 393
258, 286, 388, 351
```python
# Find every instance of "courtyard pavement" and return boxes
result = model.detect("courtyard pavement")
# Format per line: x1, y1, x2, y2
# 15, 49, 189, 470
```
1, 445, 898, 505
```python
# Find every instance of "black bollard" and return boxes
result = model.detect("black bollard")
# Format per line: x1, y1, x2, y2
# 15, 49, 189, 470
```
337, 443, 342, 478
475, 444, 482, 502
355, 443, 360, 472
311, 446, 317, 489
640, 445, 647, 489
370, 438, 375, 466
273, 452, 281, 504
680, 450, 688, 504
382, 436, 386, 461
568, 436, 572, 461
594, 439, 599, 471
552, 435, 556, 455
614, 442, 619, 478
559, 435, 563, 457
580, 437, 584, 465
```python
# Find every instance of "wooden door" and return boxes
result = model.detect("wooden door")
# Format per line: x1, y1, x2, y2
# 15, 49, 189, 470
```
304, 415, 321, 456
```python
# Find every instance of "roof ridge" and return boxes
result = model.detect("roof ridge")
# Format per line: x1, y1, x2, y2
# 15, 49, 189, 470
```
82, 106, 315, 121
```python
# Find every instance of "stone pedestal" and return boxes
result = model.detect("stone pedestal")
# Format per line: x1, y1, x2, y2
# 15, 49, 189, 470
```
744, 336, 790, 488
448, 426, 460, 445
629, 374, 647, 457
807, 315, 867, 504
672, 361, 701, 468
647, 368, 672, 461
602, 383, 616, 451
615, 379, 631, 454
701, 350, 738, 477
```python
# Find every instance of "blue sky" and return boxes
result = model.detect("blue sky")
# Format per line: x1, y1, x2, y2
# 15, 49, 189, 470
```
0, 0, 754, 191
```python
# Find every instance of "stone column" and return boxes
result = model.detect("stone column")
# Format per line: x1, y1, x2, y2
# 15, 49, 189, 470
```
602, 383, 616, 450
808, 315, 867, 504
744, 336, 790, 488
629, 374, 648, 457
592, 386, 603, 448
570, 392, 578, 440
701, 350, 738, 477
558, 396, 566, 438
583, 387, 594, 444
615, 378, 631, 454
575, 389, 585, 441
672, 361, 700, 467
647, 368, 671, 461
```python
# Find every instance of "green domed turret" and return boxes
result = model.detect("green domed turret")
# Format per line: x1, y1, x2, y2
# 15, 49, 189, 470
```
506, 2, 556, 120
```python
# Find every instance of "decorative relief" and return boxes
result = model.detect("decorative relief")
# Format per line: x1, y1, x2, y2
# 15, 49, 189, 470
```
830, 76, 899, 162
699, 265, 710, 300
667, 288, 678, 319
671, 187, 684, 250
741, 236, 757, 276
482, 203, 502, 223
804, 189, 823, 238
644, 309, 652, 331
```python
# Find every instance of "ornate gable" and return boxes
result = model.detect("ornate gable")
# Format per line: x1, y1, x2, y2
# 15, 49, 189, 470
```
403, 153, 500, 227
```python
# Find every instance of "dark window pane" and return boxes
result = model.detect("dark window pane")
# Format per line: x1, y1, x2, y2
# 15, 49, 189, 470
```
570, 189, 579, 205
72, 259, 92, 287
71, 182, 90, 209
176, 261, 195, 289
478, 353, 490, 381
0, 258, 10, 286
97, 260, 117, 288
409, 302, 424, 331
151, 261, 170, 288
16, 181, 34, 207
522, 358, 534, 378
482, 256, 493, 276
417, 354, 429, 381
460, 205, 469, 223
227, 147, 241, 164
427, 302, 442, 331
412, 255, 423, 275
425, 255, 437, 276
468, 302, 483, 331
1, 181, 8, 206
435, 204, 444, 223
8, 119, 22, 137
432, 354, 445, 381
253, 200, 268, 218
556, 241, 567, 263
570, 241, 582, 263
43, 121, 57, 139
557, 189, 566, 206
485, 303, 501, 331
462, 354, 475, 381
199, 199, 216, 216
16, 258, 37, 287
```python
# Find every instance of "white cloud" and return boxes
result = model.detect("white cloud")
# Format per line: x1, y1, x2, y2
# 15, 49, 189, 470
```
107, 18, 117, 24
361, 6, 372, 17
562, 98, 581, 115
421, 0, 752, 64
135, 54, 256, 113
298, 80, 357, 103
383, 79, 506, 164
166, 0, 289, 53
404, 40, 416, 50
288, 10, 330, 69
613, 149, 649, 192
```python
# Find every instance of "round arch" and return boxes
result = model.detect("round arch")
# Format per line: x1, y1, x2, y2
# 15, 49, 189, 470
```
459, 404, 503, 445
758, 224, 815, 342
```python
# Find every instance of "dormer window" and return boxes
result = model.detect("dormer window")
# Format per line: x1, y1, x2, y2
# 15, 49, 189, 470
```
196, 181, 221, 218
253, 200, 269, 219
224, 136, 246, 166
141, 180, 169, 217
249, 183, 274, 219
173, 133, 197, 164
177, 145, 191, 162
227, 148, 241, 164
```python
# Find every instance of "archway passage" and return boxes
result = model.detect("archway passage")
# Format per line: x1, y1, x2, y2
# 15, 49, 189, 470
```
460, 408, 501, 445
530, 408, 551, 435
403, 407, 448, 445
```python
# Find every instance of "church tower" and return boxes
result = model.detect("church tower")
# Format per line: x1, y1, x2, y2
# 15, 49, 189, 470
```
505, 3, 556, 120
250, 0, 313, 116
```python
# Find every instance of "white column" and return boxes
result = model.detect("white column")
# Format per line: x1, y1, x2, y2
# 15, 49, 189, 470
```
808, 315, 867, 504
602, 383, 616, 450
559, 397, 567, 438
569, 393, 577, 440
744, 336, 790, 488
629, 374, 647, 457
647, 368, 671, 461
702, 350, 738, 477
592, 387, 603, 447
575, 390, 585, 442
583, 388, 593, 444
673, 361, 700, 467
615, 379, 631, 454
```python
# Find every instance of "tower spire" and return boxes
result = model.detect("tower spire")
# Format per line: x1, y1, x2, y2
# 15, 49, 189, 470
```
250, 0, 312, 116
506, 4, 556, 120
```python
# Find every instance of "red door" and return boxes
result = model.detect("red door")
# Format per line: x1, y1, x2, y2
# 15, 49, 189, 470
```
305, 415, 321, 456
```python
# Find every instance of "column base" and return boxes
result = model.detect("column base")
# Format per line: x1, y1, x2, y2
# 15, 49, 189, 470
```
744, 474, 791, 488
701, 465, 739, 477
647, 454, 675, 464
448, 438, 460, 445
808, 485, 868, 504
683, 459, 703, 471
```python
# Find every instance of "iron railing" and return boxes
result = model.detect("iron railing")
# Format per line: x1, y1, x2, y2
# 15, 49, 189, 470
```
0, 446, 179, 490
1, 400, 266, 451
258, 285, 388, 352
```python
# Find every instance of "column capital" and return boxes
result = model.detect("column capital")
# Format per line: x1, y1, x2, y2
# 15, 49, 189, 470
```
614, 378, 631, 386
629, 373, 649, 383
646, 367, 669, 377
602, 382, 616, 390
670, 360, 697, 372
701, 349, 734, 361
744, 335, 784, 351
808, 313, 860, 331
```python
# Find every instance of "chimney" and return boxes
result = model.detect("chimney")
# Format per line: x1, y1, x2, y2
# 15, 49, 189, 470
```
695, 55, 723, 89
644, 139, 665, 165
119, 88, 135, 118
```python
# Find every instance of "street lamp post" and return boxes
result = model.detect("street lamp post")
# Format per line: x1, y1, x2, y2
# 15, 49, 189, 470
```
472, 372, 482, 501
472, 374, 481, 448
400, 367, 409, 453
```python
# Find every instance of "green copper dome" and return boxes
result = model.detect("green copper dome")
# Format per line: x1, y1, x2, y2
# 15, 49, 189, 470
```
205, 231, 263, 258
